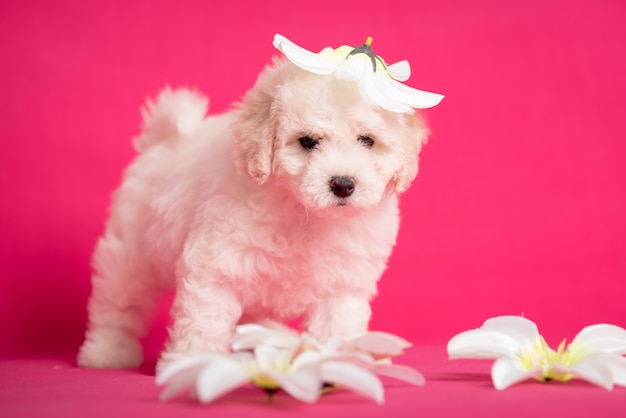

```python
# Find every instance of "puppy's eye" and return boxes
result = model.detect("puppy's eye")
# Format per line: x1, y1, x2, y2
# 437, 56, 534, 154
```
299, 136, 320, 150
358, 135, 375, 148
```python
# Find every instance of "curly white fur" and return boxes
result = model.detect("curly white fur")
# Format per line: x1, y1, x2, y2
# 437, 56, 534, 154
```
77, 59, 429, 371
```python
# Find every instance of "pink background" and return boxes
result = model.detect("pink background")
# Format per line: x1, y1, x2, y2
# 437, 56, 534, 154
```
1, 0, 625, 416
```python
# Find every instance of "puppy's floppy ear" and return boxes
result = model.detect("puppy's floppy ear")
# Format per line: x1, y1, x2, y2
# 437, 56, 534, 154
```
394, 112, 430, 193
232, 60, 287, 185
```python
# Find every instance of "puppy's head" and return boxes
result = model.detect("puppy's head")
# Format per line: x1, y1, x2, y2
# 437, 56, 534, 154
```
233, 58, 429, 214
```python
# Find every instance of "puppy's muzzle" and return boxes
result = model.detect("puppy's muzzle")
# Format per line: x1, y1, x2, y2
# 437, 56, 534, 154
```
330, 176, 355, 198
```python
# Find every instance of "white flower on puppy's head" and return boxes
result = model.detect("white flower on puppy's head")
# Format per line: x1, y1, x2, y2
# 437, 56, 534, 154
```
447, 316, 626, 390
273, 34, 444, 114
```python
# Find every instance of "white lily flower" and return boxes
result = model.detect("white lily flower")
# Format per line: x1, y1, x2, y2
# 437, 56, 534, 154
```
156, 344, 322, 404
273, 33, 444, 114
157, 324, 425, 404
447, 316, 626, 390
234, 323, 425, 389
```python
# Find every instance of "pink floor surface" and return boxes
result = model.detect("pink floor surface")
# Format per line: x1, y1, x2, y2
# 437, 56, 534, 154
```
2, 346, 626, 418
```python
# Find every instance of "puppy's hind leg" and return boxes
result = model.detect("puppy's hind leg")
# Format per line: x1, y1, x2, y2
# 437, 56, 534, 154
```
77, 234, 157, 369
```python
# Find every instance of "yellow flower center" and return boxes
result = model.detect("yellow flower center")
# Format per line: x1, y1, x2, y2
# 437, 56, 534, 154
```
518, 337, 577, 382
251, 374, 280, 390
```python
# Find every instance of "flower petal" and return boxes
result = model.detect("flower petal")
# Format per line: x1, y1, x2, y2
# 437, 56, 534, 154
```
346, 331, 412, 358
378, 73, 444, 109
568, 324, 626, 357
334, 52, 372, 81
268, 365, 322, 403
491, 357, 537, 390
231, 323, 301, 351
334, 54, 407, 113
254, 344, 289, 370
551, 352, 614, 390
605, 354, 626, 386
156, 353, 218, 386
447, 329, 522, 359
387, 60, 411, 81
195, 357, 250, 403
481, 316, 540, 346
234, 323, 267, 334
320, 361, 385, 404
322, 351, 377, 365
273, 34, 347, 75
319, 335, 344, 352
156, 353, 227, 401
291, 349, 322, 369
372, 363, 425, 386
343, 64, 415, 114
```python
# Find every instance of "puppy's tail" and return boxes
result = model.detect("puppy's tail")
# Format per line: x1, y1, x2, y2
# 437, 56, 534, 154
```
133, 87, 209, 152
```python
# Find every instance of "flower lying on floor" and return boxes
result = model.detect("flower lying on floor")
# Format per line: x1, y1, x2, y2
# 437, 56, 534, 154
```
156, 324, 425, 404
273, 33, 444, 114
447, 316, 626, 390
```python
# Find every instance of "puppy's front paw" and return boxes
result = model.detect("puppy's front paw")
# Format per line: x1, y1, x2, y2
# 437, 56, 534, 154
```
155, 351, 188, 375
77, 328, 143, 369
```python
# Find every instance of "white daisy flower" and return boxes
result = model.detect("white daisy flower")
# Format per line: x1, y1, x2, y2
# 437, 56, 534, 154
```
273, 33, 444, 114
447, 316, 626, 390
156, 345, 321, 404
157, 324, 425, 404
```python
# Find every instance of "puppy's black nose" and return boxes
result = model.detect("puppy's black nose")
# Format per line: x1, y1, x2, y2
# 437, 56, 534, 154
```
330, 176, 355, 198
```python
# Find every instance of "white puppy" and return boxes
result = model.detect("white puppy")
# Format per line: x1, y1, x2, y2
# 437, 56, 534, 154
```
77, 58, 429, 370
